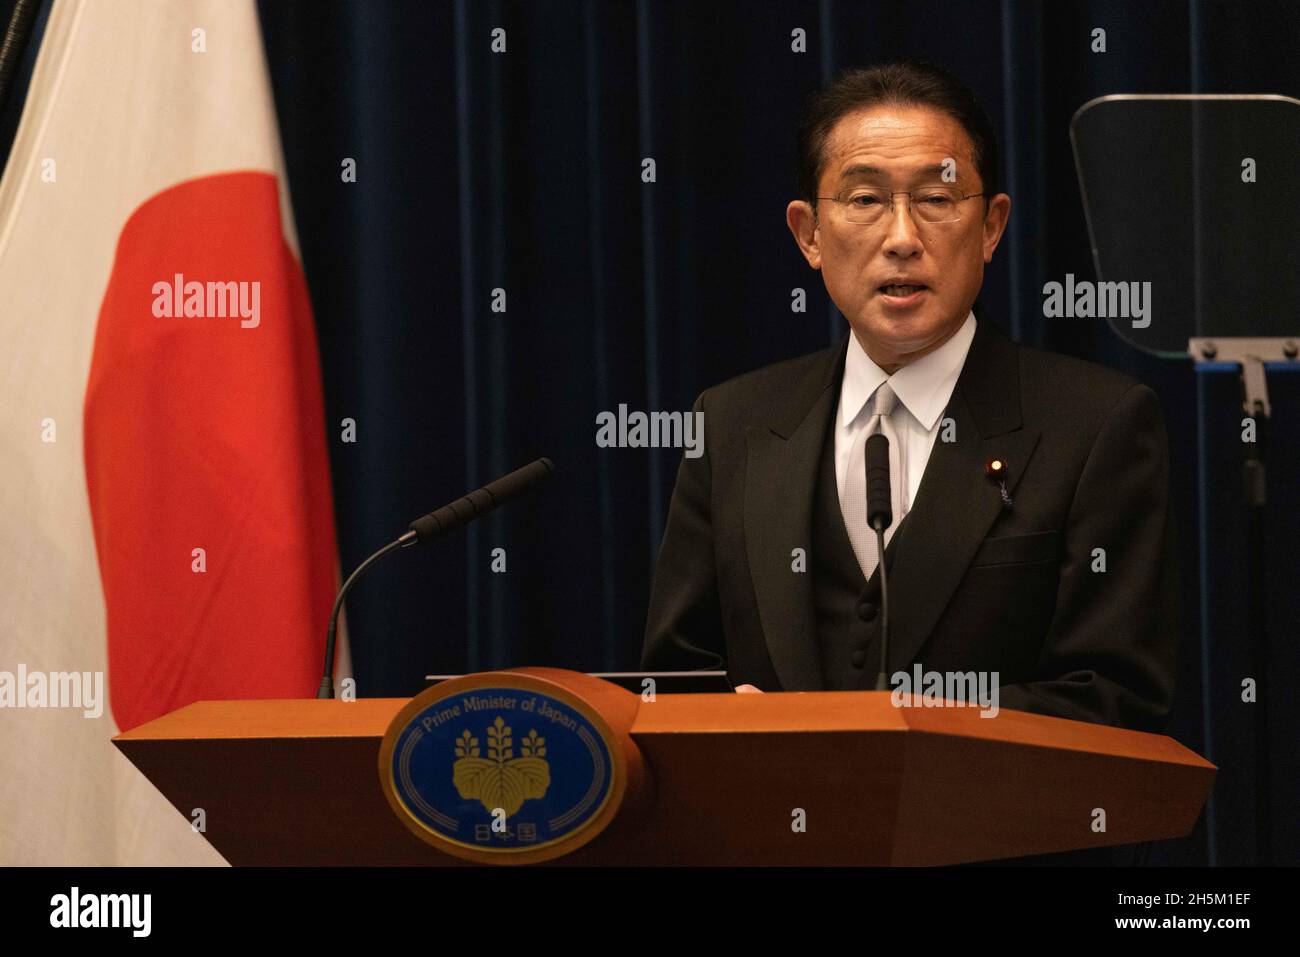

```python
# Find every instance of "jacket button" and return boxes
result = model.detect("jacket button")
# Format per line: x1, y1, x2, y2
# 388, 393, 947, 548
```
856, 601, 877, 622
850, 649, 867, 669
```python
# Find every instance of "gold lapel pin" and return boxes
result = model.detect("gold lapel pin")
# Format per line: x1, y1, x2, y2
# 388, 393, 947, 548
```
985, 457, 1014, 508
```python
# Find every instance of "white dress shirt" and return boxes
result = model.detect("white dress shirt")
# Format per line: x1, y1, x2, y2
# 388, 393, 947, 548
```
834, 310, 976, 542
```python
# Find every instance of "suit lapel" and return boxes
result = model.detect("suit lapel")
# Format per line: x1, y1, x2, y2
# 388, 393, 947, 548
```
878, 311, 1041, 676
744, 311, 1040, 690
744, 338, 845, 691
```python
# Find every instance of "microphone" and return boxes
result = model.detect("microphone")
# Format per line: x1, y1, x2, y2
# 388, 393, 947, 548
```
865, 433, 892, 531
316, 457, 556, 699
864, 433, 893, 692
408, 457, 555, 543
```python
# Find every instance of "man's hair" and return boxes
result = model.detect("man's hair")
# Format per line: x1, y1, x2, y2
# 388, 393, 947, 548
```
795, 59, 1001, 209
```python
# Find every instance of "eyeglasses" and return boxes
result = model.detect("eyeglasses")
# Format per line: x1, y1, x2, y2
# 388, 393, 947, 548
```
815, 186, 987, 225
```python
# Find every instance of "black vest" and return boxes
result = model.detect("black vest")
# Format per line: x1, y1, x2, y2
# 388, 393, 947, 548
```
810, 404, 907, 690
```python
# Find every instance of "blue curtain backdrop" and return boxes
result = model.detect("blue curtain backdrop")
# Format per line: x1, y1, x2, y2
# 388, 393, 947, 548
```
251, 0, 1300, 867
1, 0, 1294, 866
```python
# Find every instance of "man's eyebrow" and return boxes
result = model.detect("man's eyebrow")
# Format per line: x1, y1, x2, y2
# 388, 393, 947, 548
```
838, 163, 953, 182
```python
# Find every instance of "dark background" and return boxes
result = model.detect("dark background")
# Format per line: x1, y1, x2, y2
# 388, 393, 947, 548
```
3, 0, 1296, 866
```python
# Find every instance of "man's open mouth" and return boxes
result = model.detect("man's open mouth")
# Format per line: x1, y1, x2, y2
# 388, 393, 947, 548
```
880, 283, 927, 296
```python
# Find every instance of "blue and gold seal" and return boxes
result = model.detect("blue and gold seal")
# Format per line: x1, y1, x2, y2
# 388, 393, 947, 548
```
379, 670, 629, 863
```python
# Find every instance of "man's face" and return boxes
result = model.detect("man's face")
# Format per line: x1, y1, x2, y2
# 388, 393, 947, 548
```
786, 104, 1010, 371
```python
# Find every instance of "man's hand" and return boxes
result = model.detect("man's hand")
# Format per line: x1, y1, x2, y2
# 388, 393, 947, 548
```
734, 684, 764, 694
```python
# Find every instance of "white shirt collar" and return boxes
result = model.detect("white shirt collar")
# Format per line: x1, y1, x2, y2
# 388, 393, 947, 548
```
839, 310, 977, 432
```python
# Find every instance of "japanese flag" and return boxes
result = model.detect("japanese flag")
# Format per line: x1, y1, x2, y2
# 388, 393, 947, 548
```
0, 0, 342, 864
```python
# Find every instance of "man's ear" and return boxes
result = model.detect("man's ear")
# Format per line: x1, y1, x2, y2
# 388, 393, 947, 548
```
786, 199, 822, 270
981, 192, 1011, 263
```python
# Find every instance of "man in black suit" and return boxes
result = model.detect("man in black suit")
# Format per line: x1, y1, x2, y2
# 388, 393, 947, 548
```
640, 60, 1178, 735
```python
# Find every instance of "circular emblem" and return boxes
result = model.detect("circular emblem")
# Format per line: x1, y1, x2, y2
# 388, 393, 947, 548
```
378, 673, 626, 864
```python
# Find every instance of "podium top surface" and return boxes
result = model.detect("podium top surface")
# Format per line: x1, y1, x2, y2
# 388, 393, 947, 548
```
114, 693, 1212, 770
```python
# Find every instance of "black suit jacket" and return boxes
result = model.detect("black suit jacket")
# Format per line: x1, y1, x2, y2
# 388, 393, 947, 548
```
641, 309, 1179, 733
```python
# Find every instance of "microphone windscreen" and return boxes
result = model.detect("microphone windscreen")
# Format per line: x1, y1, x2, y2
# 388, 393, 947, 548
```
409, 457, 555, 542
864, 433, 892, 530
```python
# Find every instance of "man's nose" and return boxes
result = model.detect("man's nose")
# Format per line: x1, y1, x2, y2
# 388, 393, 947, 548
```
882, 196, 923, 257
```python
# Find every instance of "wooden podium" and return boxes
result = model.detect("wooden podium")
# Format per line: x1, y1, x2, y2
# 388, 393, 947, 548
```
113, 668, 1215, 865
